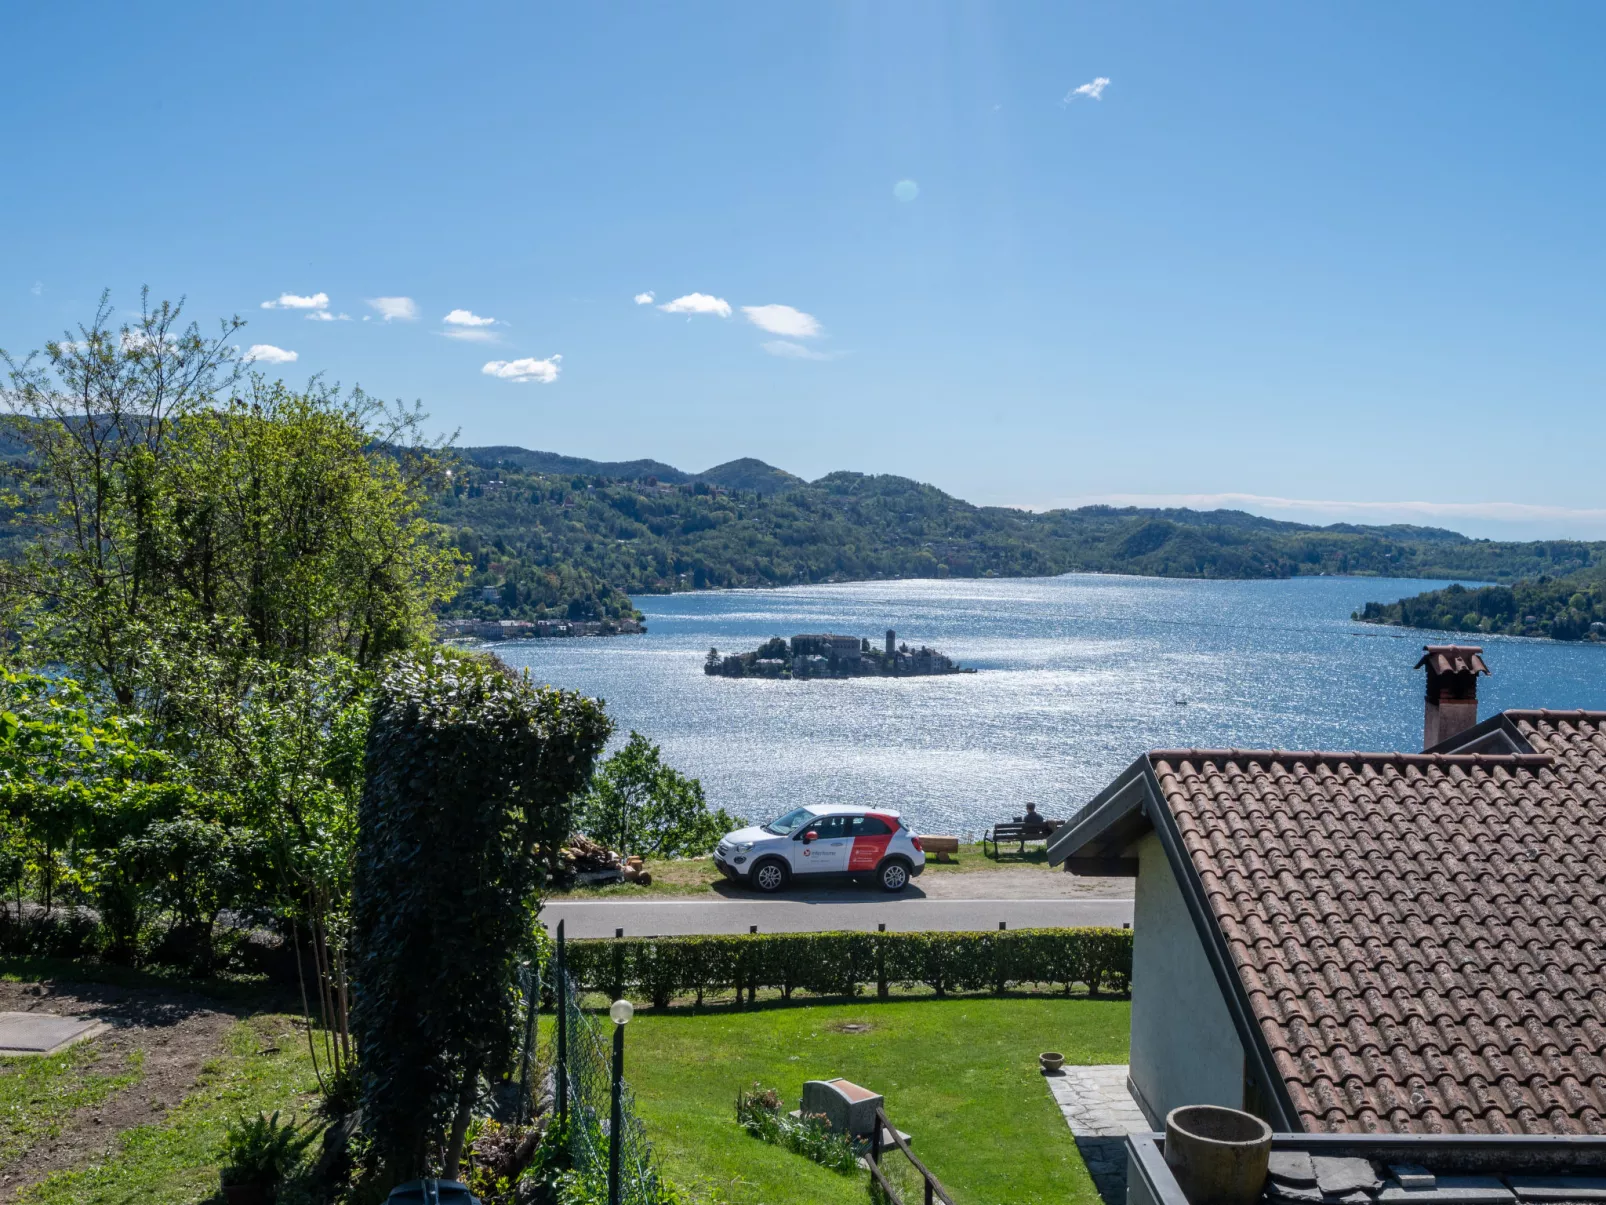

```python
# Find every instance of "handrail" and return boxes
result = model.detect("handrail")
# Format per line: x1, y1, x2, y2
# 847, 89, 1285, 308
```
869, 1107, 956, 1205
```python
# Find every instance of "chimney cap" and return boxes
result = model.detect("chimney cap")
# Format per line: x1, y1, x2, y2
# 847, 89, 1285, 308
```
1414, 645, 1490, 677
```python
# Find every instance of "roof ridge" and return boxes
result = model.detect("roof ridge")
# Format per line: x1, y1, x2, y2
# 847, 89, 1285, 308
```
1500, 708, 1606, 721
1148, 748, 1556, 768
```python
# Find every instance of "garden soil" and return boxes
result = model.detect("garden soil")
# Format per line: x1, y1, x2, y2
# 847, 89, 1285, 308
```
0, 979, 240, 1202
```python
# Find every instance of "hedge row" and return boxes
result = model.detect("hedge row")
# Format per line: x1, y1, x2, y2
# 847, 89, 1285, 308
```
562, 927, 1132, 1008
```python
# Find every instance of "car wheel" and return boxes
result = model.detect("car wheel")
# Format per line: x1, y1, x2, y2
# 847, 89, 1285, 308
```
878, 859, 911, 893
752, 859, 789, 894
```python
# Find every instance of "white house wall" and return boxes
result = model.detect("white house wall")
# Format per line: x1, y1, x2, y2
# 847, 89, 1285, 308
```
1128, 830, 1245, 1127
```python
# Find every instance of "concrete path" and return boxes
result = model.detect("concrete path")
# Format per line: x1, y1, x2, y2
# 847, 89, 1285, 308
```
542, 895, 1133, 937
1043, 1064, 1151, 1205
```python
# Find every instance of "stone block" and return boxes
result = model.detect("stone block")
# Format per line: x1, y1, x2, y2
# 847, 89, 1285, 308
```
1376, 1176, 1514, 1205
800, 1079, 882, 1138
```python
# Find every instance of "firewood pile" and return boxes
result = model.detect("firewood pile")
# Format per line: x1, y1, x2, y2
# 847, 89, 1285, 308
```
561, 835, 653, 886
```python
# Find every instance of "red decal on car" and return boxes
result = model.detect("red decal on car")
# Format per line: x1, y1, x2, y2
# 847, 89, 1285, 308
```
848, 834, 892, 871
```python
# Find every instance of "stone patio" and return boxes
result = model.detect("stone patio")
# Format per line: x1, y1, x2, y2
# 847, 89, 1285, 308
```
0, 1012, 106, 1056
1043, 1064, 1150, 1205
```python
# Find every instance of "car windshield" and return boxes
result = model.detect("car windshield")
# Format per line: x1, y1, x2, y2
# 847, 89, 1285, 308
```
762, 807, 815, 836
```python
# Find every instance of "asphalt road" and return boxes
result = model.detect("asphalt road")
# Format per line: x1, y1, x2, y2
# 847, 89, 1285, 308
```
542, 894, 1134, 937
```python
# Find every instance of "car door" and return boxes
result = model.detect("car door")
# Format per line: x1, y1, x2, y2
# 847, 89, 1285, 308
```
794, 814, 849, 874
844, 814, 894, 873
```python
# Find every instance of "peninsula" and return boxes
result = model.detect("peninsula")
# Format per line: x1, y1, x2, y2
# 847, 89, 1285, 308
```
704, 630, 972, 679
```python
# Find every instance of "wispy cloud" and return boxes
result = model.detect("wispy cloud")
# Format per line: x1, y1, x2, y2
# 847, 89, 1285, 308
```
762, 340, 837, 361
368, 296, 419, 322
261, 291, 329, 311
633, 291, 655, 305
244, 344, 299, 364
482, 355, 562, 384
743, 304, 821, 339
444, 309, 496, 327
306, 310, 350, 321
441, 310, 499, 341
659, 293, 731, 318
1065, 76, 1110, 102
30, 281, 43, 296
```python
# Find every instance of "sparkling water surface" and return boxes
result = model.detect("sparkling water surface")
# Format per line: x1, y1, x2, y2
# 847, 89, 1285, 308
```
494, 575, 1606, 836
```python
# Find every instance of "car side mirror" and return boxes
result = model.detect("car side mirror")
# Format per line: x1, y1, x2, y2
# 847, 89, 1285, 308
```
802, 830, 818, 844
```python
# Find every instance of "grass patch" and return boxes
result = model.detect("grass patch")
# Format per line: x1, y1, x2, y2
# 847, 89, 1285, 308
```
19, 1015, 319, 1205
0, 1043, 145, 1169
623, 995, 1129, 1205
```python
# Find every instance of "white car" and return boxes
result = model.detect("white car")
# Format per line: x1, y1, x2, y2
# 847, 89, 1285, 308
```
713, 805, 927, 893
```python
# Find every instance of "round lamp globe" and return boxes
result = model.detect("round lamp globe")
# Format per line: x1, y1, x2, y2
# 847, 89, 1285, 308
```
610, 999, 634, 1026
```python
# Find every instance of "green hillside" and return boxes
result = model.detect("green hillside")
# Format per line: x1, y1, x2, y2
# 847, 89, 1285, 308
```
434, 448, 1606, 625
1355, 569, 1606, 641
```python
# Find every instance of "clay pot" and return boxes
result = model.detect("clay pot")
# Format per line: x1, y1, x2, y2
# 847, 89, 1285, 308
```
1039, 1052, 1065, 1072
1163, 1105, 1272, 1205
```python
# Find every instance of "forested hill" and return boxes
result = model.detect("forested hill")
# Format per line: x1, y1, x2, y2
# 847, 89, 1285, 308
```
434, 447, 1606, 623
1356, 569, 1606, 642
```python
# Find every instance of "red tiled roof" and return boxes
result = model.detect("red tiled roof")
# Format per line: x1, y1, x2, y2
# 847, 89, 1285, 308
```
1414, 646, 1491, 677
1150, 710, 1606, 1136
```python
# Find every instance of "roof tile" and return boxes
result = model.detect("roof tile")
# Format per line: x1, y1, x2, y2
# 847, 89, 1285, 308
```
1149, 713, 1606, 1134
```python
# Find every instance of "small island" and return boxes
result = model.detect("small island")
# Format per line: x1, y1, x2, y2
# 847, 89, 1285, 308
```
704, 629, 974, 679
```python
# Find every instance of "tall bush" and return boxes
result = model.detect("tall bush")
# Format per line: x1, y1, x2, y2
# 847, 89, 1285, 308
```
351, 649, 610, 1183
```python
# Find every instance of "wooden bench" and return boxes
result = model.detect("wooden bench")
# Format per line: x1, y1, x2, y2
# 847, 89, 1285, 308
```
919, 835, 960, 863
982, 820, 1062, 858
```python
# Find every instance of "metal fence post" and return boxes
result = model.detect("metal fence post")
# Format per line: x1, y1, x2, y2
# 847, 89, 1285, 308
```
517, 961, 539, 1123
609, 1019, 625, 1205
556, 920, 568, 1127
613, 927, 625, 1002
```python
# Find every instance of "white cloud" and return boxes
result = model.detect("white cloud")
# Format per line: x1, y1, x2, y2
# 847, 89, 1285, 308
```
244, 344, 299, 364
31, 281, 43, 296
742, 304, 822, 338
658, 292, 731, 318
368, 296, 419, 321
762, 340, 836, 361
482, 354, 562, 384
1066, 76, 1110, 101
444, 327, 499, 343
893, 179, 920, 202
261, 292, 329, 310
633, 291, 655, 305
306, 310, 350, 321
444, 309, 496, 327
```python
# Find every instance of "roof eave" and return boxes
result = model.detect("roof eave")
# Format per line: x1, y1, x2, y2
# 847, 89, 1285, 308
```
1046, 754, 1154, 866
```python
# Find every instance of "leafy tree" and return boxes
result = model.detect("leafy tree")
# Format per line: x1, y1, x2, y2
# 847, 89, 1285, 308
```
0, 293, 464, 705
580, 731, 741, 858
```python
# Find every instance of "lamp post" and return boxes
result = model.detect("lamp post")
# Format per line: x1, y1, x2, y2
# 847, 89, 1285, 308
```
608, 998, 634, 1205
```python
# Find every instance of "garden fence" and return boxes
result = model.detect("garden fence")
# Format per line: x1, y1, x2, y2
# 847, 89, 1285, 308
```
554, 951, 669, 1204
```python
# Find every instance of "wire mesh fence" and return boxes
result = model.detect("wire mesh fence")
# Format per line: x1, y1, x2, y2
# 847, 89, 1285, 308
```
555, 964, 669, 1204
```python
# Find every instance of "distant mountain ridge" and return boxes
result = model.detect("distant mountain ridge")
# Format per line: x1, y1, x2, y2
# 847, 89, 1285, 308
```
459, 445, 1471, 540
461, 447, 804, 496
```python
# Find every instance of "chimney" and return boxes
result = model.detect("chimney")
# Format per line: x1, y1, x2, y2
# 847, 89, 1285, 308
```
1414, 645, 1490, 751
886, 629, 896, 656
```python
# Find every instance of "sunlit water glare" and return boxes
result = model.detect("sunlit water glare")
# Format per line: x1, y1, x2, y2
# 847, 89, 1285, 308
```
494, 575, 1606, 835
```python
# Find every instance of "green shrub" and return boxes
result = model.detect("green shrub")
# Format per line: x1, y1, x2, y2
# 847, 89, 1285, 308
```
564, 927, 1131, 1005
219, 1110, 320, 1187
736, 1083, 858, 1175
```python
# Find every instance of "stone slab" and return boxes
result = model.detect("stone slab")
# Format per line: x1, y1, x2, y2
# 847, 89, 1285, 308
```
1391, 1167, 1437, 1191
1376, 1176, 1514, 1205
0, 1012, 104, 1055
1271, 1151, 1318, 1187
1506, 1177, 1606, 1203
1040, 1065, 1148, 1205
1266, 1184, 1324, 1205
1316, 1157, 1384, 1197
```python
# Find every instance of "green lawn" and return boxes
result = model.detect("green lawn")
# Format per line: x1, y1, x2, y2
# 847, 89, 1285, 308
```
623, 996, 1130, 1205
0, 1042, 145, 1169
20, 1015, 319, 1205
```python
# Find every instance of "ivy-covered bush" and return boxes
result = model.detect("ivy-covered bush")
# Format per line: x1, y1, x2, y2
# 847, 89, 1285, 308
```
351, 649, 610, 1182
563, 927, 1131, 1006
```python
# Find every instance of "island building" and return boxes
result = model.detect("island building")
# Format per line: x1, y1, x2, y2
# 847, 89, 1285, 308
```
703, 629, 971, 679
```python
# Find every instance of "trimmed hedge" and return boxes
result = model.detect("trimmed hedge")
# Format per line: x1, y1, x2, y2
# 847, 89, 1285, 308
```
563, 927, 1131, 1008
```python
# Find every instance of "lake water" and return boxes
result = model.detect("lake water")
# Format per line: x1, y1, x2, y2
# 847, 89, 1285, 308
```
495, 575, 1606, 836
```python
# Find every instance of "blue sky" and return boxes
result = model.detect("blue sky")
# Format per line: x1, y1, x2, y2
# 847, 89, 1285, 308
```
4, 3, 1604, 538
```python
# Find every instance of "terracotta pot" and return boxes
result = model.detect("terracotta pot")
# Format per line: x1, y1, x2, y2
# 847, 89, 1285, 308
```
1163, 1105, 1272, 1205
222, 1180, 272, 1205
1039, 1052, 1065, 1072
